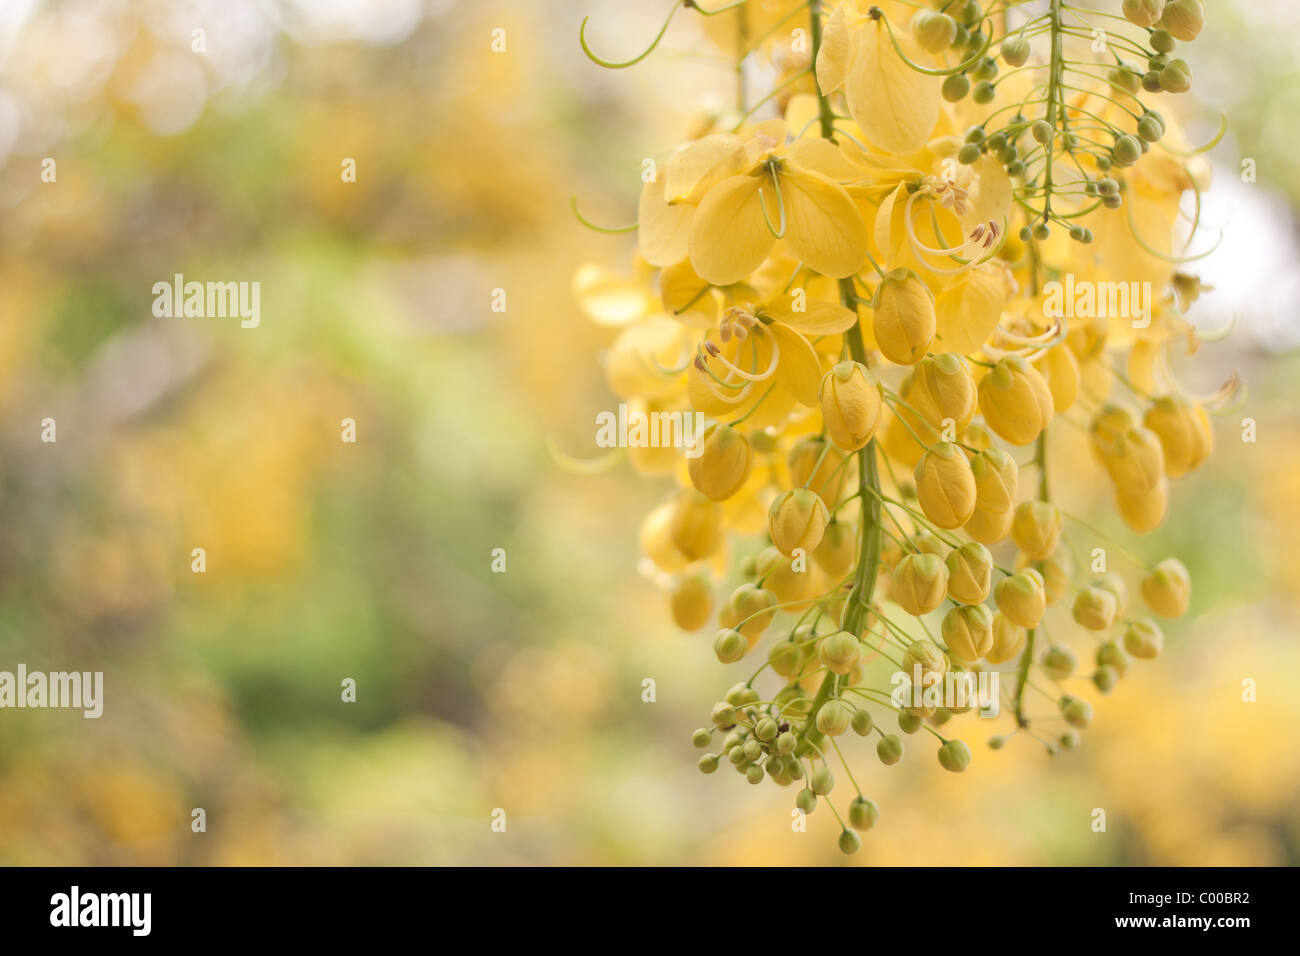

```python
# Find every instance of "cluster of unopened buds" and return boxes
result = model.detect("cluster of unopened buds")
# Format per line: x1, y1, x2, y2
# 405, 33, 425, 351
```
574, 0, 1227, 853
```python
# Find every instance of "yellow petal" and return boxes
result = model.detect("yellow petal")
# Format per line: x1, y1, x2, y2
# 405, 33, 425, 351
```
660, 258, 718, 329
638, 178, 693, 267
663, 134, 750, 204
763, 293, 858, 335
815, 1, 853, 95
689, 174, 773, 286
781, 166, 867, 278
768, 322, 823, 407
572, 263, 651, 327
845, 18, 940, 156
934, 263, 1005, 354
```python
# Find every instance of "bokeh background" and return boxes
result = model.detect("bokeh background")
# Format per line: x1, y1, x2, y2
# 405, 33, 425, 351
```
0, 0, 1296, 865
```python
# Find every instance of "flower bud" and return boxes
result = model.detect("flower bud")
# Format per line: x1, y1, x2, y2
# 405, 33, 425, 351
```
877, 733, 904, 765
1103, 425, 1165, 496
669, 490, 723, 560
788, 435, 851, 509
898, 711, 923, 734
698, 753, 720, 773
1144, 396, 1213, 477
687, 423, 752, 501
1061, 696, 1093, 729
796, 789, 817, 813
946, 541, 993, 604
1141, 558, 1190, 618
908, 353, 978, 431
818, 630, 862, 675
873, 269, 937, 366
813, 521, 857, 578
978, 355, 1054, 445
1042, 643, 1077, 680
768, 637, 807, 678
1089, 403, 1136, 464
1095, 572, 1128, 618
1097, 640, 1129, 677
755, 718, 778, 742
851, 709, 874, 736
710, 701, 737, 726
1123, 616, 1164, 660
1001, 35, 1030, 67
915, 442, 978, 529
816, 699, 852, 736
1122, 0, 1165, 28
1093, 665, 1120, 693
756, 546, 816, 606
892, 553, 949, 616
1014, 546, 1072, 606
942, 603, 994, 662
938, 739, 972, 773
713, 628, 747, 663
848, 796, 879, 831
838, 829, 861, 855
1039, 343, 1080, 413
1059, 731, 1081, 750
995, 567, 1046, 628
912, 9, 957, 53
811, 766, 835, 795
1073, 585, 1119, 631
902, 638, 949, 681
769, 487, 830, 557
669, 571, 713, 631
1116, 478, 1167, 533
1159, 0, 1203, 41
1011, 500, 1062, 560
985, 611, 1026, 664
776, 731, 797, 755
718, 583, 778, 644
820, 361, 882, 451
692, 728, 712, 748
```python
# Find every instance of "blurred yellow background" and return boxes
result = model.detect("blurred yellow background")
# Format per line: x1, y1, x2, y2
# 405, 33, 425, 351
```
0, 0, 1296, 865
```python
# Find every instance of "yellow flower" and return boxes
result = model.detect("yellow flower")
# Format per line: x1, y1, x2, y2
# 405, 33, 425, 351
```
891, 552, 948, 615
688, 423, 753, 501
1010, 500, 1062, 560
945, 541, 992, 604
914, 441, 977, 529
978, 355, 1054, 445
768, 488, 830, 557
942, 603, 994, 663
1141, 558, 1191, 618
995, 567, 1046, 629
873, 269, 937, 365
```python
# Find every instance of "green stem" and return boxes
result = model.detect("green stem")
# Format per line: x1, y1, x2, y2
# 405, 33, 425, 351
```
1013, 429, 1048, 727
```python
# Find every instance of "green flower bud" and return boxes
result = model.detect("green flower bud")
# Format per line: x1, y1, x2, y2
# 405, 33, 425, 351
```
838, 829, 862, 855
692, 728, 712, 748
972, 56, 998, 83
972, 81, 995, 104
1096, 639, 1128, 676
1112, 134, 1142, 167
849, 796, 879, 831
1122, 0, 1164, 29
768, 638, 807, 679
755, 717, 778, 742
958, 143, 981, 165
1001, 36, 1030, 67
912, 9, 958, 53
1031, 120, 1053, 144
1150, 28, 1176, 54
877, 733, 904, 765
796, 788, 817, 814
811, 766, 835, 795
988, 734, 1006, 750
1159, 59, 1191, 93
1042, 643, 1077, 680
699, 753, 720, 773
711, 702, 737, 726
743, 739, 763, 761
1061, 695, 1093, 728
729, 746, 748, 766
714, 628, 748, 664
1159, 0, 1204, 41
929, 707, 953, 726
723, 730, 744, 750
1060, 730, 1081, 750
818, 630, 862, 676
851, 709, 874, 736
938, 739, 972, 772
1141, 70, 1162, 92
1109, 65, 1141, 93
1123, 617, 1164, 659
898, 711, 923, 735
775, 731, 797, 755
942, 73, 971, 102
745, 764, 765, 785
816, 700, 852, 737
725, 682, 759, 707
1094, 665, 1119, 693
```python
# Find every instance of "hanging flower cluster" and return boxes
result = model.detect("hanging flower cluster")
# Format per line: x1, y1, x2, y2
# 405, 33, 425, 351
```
574, 0, 1229, 854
